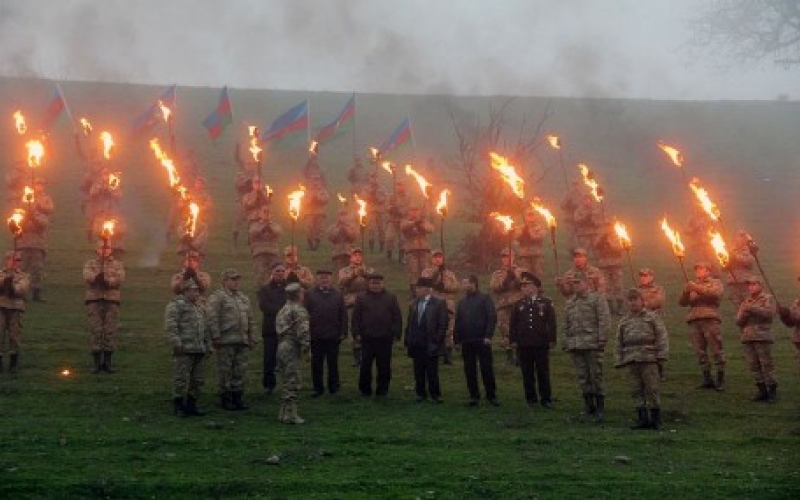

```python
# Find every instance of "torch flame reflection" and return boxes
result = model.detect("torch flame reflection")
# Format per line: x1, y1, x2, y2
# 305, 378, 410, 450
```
13, 111, 26, 135
660, 218, 685, 258
657, 141, 683, 167
107, 172, 121, 190
7, 209, 25, 236
101, 220, 116, 240
689, 178, 721, 221
489, 152, 525, 199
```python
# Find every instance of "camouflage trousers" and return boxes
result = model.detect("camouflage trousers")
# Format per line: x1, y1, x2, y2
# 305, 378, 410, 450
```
742, 341, 776, 386
368, 214, 386, 248
601, 266, 624, 302
384, 221, 403, 253
626, 362, 660, 409
496, 307, 512, 351
405, 250, 430, 286
688, 319, 726, 370
172, 353, 207, 398
20, 248, 45, 292
516, 256, 544, 280
87, 300, 120, 352
216, 344, 250, 393
277, 340, 302, 405
570, 349, 604, 396
0, 307, 22, 355
304, 214, 326, 244
252, 252, 279, 287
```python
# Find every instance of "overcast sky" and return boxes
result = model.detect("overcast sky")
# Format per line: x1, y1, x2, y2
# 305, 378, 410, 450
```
0, 0, 794, 100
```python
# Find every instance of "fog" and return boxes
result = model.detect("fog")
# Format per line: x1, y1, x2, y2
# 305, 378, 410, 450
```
0, 0, 794, 100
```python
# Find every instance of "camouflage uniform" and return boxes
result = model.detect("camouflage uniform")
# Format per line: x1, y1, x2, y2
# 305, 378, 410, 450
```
573, 197, 603, 255
176, 221, 209, 263
362, 177, 388, 252
489, 256, 529, 355
165, 285, 211, 407
727, 232, 756, 307
0, 255, 29, 372
276, 297, 310, 424
514, 213, 546, 279
347, 158, 369, 195
18, 186, 54, 301
83, 250, 125, 371
560, 180, 587, 244
781, 298, 800, 379
735, 281, 777, 400
86, 169, 123, 236
241, 183, 270, 227
91, 211, 127, 259
232, 143, 260, 244
248, 207, 282, 286
421, 259, 460, 355
639, 271, 668, 380
384, 185, 408, 261
207, 274, 257, 408
302, 178, 330, 251
338, 255, 374, 365
564, 284, 610, 416
593, 225, 625, 314
678, 266, 726, 388
557, 264, 606, 298
684, 211, 718, 274
327, 209, 358, 269
400, 210, 434, 291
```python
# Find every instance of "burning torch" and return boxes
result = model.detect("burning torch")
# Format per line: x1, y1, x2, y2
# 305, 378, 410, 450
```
578, 163, 605, 222
660, 217, 689, 283
13, 111, 27, 135
404, 164, 433, 213
79, 117, 93, 137
689, 177, 730, 242
249, 126, 263, 177
355, 194, 367, 251
381, 161, 397, 194
288, 185, 306, 252
546, 134, 569, 189
530, 198, 558, 276
100, 131, 114, 160
490, 212, 515, 255
489, 152, 525, 201
614, 221, 636, 284
657, 141, 688, 185
25, 140, 44, 187
100, 219, 116, 275
742, 232, 780, 306
7, 209, 25, 253
435, 189, 450, 257
158, 100, 175, 153
709, 230, 736, 282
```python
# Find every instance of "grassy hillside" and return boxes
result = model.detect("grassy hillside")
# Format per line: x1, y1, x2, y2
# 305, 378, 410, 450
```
0, 78, 798, 498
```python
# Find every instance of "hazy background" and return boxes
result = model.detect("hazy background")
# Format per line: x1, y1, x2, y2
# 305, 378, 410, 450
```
0, 0, 795, 100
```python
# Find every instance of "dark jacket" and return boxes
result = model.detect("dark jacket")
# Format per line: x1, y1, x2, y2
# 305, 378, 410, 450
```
257, 279, 287, 337
454, 292, 497, 344
404, 295, 449, 357
304, 286, 348, 341
352, 290, 403, 340
509, 295, 557, 348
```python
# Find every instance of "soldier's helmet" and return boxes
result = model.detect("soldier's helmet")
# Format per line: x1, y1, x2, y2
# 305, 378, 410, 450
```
221, 268, 241, 280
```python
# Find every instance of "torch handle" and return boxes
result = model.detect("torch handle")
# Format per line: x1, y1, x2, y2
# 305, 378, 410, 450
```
751, 252, 781, 307
550, 228, 559, 278
624, 248, 636, 286
440, 216, 445, 257
558, 149, 568, 190
676, 256, 689, 284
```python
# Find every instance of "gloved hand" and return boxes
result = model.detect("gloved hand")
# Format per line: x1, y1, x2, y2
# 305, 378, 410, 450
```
183, 267, 197, 280
95, 272, 106, 285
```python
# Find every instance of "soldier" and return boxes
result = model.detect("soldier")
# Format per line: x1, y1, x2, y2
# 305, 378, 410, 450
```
232, 142, 260, 245
83, 240, 126, 373
241, 176, 270, 231
684, 208, 718, 274
727, 230, 756, 307
283, 245, 314, 289
275, 282, 311, 424
614, 288, 669, 430
362, 173, 387, 253
515, 207, 546, 279
678, 261, 726, 391
400, 205, 434, 298
176, 217, 209, 263
347, 156, 369, 195
327, 206, 358, 270
593, 222, 625, 315
384, 181, 408, 263
573, 194, 603, 255
302, 174, 330, 251
778, 278, 800, 380
170, 251, 212, 299
404, 277, 449, 403
338, 248, 375, 366
0, 251, 29, 373
559, 180, 587, 243
208, 268, 257, 411
17, 178, 53, 302
420, 249, 460, 364
305, 269, 348, 397
563, 272, 610, 422
165, 278, 212, 417
735, 275, 777, 402
556, 247, 606, 298
489, 248, 529, 366
509, 272, 557, 409
638, 268, 667, 380
85, 168, 123, 243
91, 209, 128, 259
248, 205, 282, 286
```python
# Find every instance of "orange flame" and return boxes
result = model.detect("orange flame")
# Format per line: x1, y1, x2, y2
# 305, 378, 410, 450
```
530, 198, 556, 228
309, 140, 318, 155
13, 110, 26, 135
369, 147, 381, 160
22, 186, 34, 204
614, 221, 632, 249
657, 141, 683, 167
546, 135, 561, 150
186, 202, 200, 237
25, 140, 45, 168
689, 177, 721, 221
79, 117, 92, 136
404, 165, 432, 198
265, 185, 273, 199
489, 152, 524, 199
101, 219, 116, 240
435, 189, 450, 217
337, 192, 347, 203
158, 100, 172, 123
660, 218, 685, 258
61, 369, 71, 376
149, 138, 181, 188
100, 131, 114, 159
248, 126, 262, 163
7, 209, 25, 236
288, 185, 306, 221
355, 194, 367, 227
107, 172, 121, 190
578, 164, 603, 202
490, 212, 515, 233
381, 161, 394, 175
709, 230, 729, 268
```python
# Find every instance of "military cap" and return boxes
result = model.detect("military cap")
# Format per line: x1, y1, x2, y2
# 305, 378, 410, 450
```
349, 247, 363, 255
185, 250, 201, 259
570, 272, 588, 283
572, 247, 588, 256
693, 260, 712, 270
500, 247, 514, 257
285, 282, 302, 294
221, 268, 241, 280
183, 278, 200, 291
626, 288, 643, 300
431, 249, 444, 256
271, 261, 286, 270
520, 272, 541, 288
283, 245, 298, 256
416, 277, 435, 288
638, 268, 654, 276
744, 274, 762, 284
315, 269, 333, 275
366, 273, 384, 281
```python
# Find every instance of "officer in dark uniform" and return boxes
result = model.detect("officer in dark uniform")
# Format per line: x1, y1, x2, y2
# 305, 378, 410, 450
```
509, 271, 557, 408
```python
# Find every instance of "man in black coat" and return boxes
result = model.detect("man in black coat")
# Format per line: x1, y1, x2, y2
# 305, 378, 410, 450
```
351, 274, 403, 396
304, 269, 348, 396
256, 262, 290, 394
510, 272, 557, 408
454, 275, 499, 407
404, 277, 449, 403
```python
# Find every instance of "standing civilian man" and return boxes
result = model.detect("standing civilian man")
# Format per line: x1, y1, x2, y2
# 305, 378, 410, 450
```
305, 269, 348, 396
404, 277, 448, 403
454, 275, 498, 406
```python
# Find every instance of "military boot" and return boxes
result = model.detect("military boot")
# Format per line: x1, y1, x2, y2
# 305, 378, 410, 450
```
443, 348, 453, 366
91, 352, 102, 374
0, 356, 4, 373
32, 289, 44, 302
232, 391, 249, 410
386, 249, 393, 262
232, 230, 239, 247
221, 392, 237, 411
277, 403, 287, 423
630, 408, 650, 430
285, 402, 305, 425
351, 348, 361, 367
102, 351, 116, 373
583, 393, 596, 416
649, 408, 663, 430
751, 383, 769, 402
8, 354, 18, 374
369, 239, 375, 253
173, 397, 188, 417
714, 370, 725, 392
767, 383, 778, 402
594, 395, 606, 423
184, 396, 207, 416
699, 370, 715, 389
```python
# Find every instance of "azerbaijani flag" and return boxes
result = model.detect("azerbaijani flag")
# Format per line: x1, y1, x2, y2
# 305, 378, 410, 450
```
132, 84, 177, 136
41, 86, 68, 130
379, 117, 412, 155
315, 93, 355, 143
261, 99, 308, 142
202, 86, 233, 140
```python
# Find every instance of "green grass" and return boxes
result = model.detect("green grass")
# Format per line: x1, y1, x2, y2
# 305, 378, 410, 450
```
0, 78, 799, 498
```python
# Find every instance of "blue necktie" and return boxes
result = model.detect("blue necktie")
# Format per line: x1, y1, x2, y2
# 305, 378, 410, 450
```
417, 299, 427, 323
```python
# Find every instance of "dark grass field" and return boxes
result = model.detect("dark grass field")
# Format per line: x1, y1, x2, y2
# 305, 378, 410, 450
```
0, 78, 799, 498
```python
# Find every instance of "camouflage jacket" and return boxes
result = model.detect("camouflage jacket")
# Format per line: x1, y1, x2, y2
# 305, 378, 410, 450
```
490, 265, 529, 310
16, 210, 50, 251
242, 189, 269, 221
276, 301, 310, 351
248, 219, 282, 257
573, 203, 602, 235
786, 299, 800, 344
207, 288, 256, 345
83, 257, 125, 302
338, 264, 375, 307
727, 246, 755, 285
170, 270, 212, 296
515, 222, 545, 258
387, 192, 408, 222
614, 309, 669, 367
593, 231, 624, 268
302, 187, 330, 217
0, 268, 30, 310
678, 277, 723, 323
327, 219, 358, 259
165, 295, 211, 353
563, 291, 610, 351
735, 292, 776, 343
421, 265, 460, 311
558, 265, 606, 298
286, 264, 314, 289
638, 283, 665, 312
400, 217, 434, 252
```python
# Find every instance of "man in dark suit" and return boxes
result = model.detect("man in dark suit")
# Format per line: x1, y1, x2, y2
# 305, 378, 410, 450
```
404, 276, 449, 403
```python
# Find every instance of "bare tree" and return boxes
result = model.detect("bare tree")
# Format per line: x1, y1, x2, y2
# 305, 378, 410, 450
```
689, 0, 800, 67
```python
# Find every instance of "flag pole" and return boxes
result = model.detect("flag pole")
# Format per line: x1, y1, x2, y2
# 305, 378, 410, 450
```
351, 92, 357, 162
55, 82, 77, 133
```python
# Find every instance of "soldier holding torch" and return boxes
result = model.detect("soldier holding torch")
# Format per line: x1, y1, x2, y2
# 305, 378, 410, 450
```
0, 251, 29, 374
